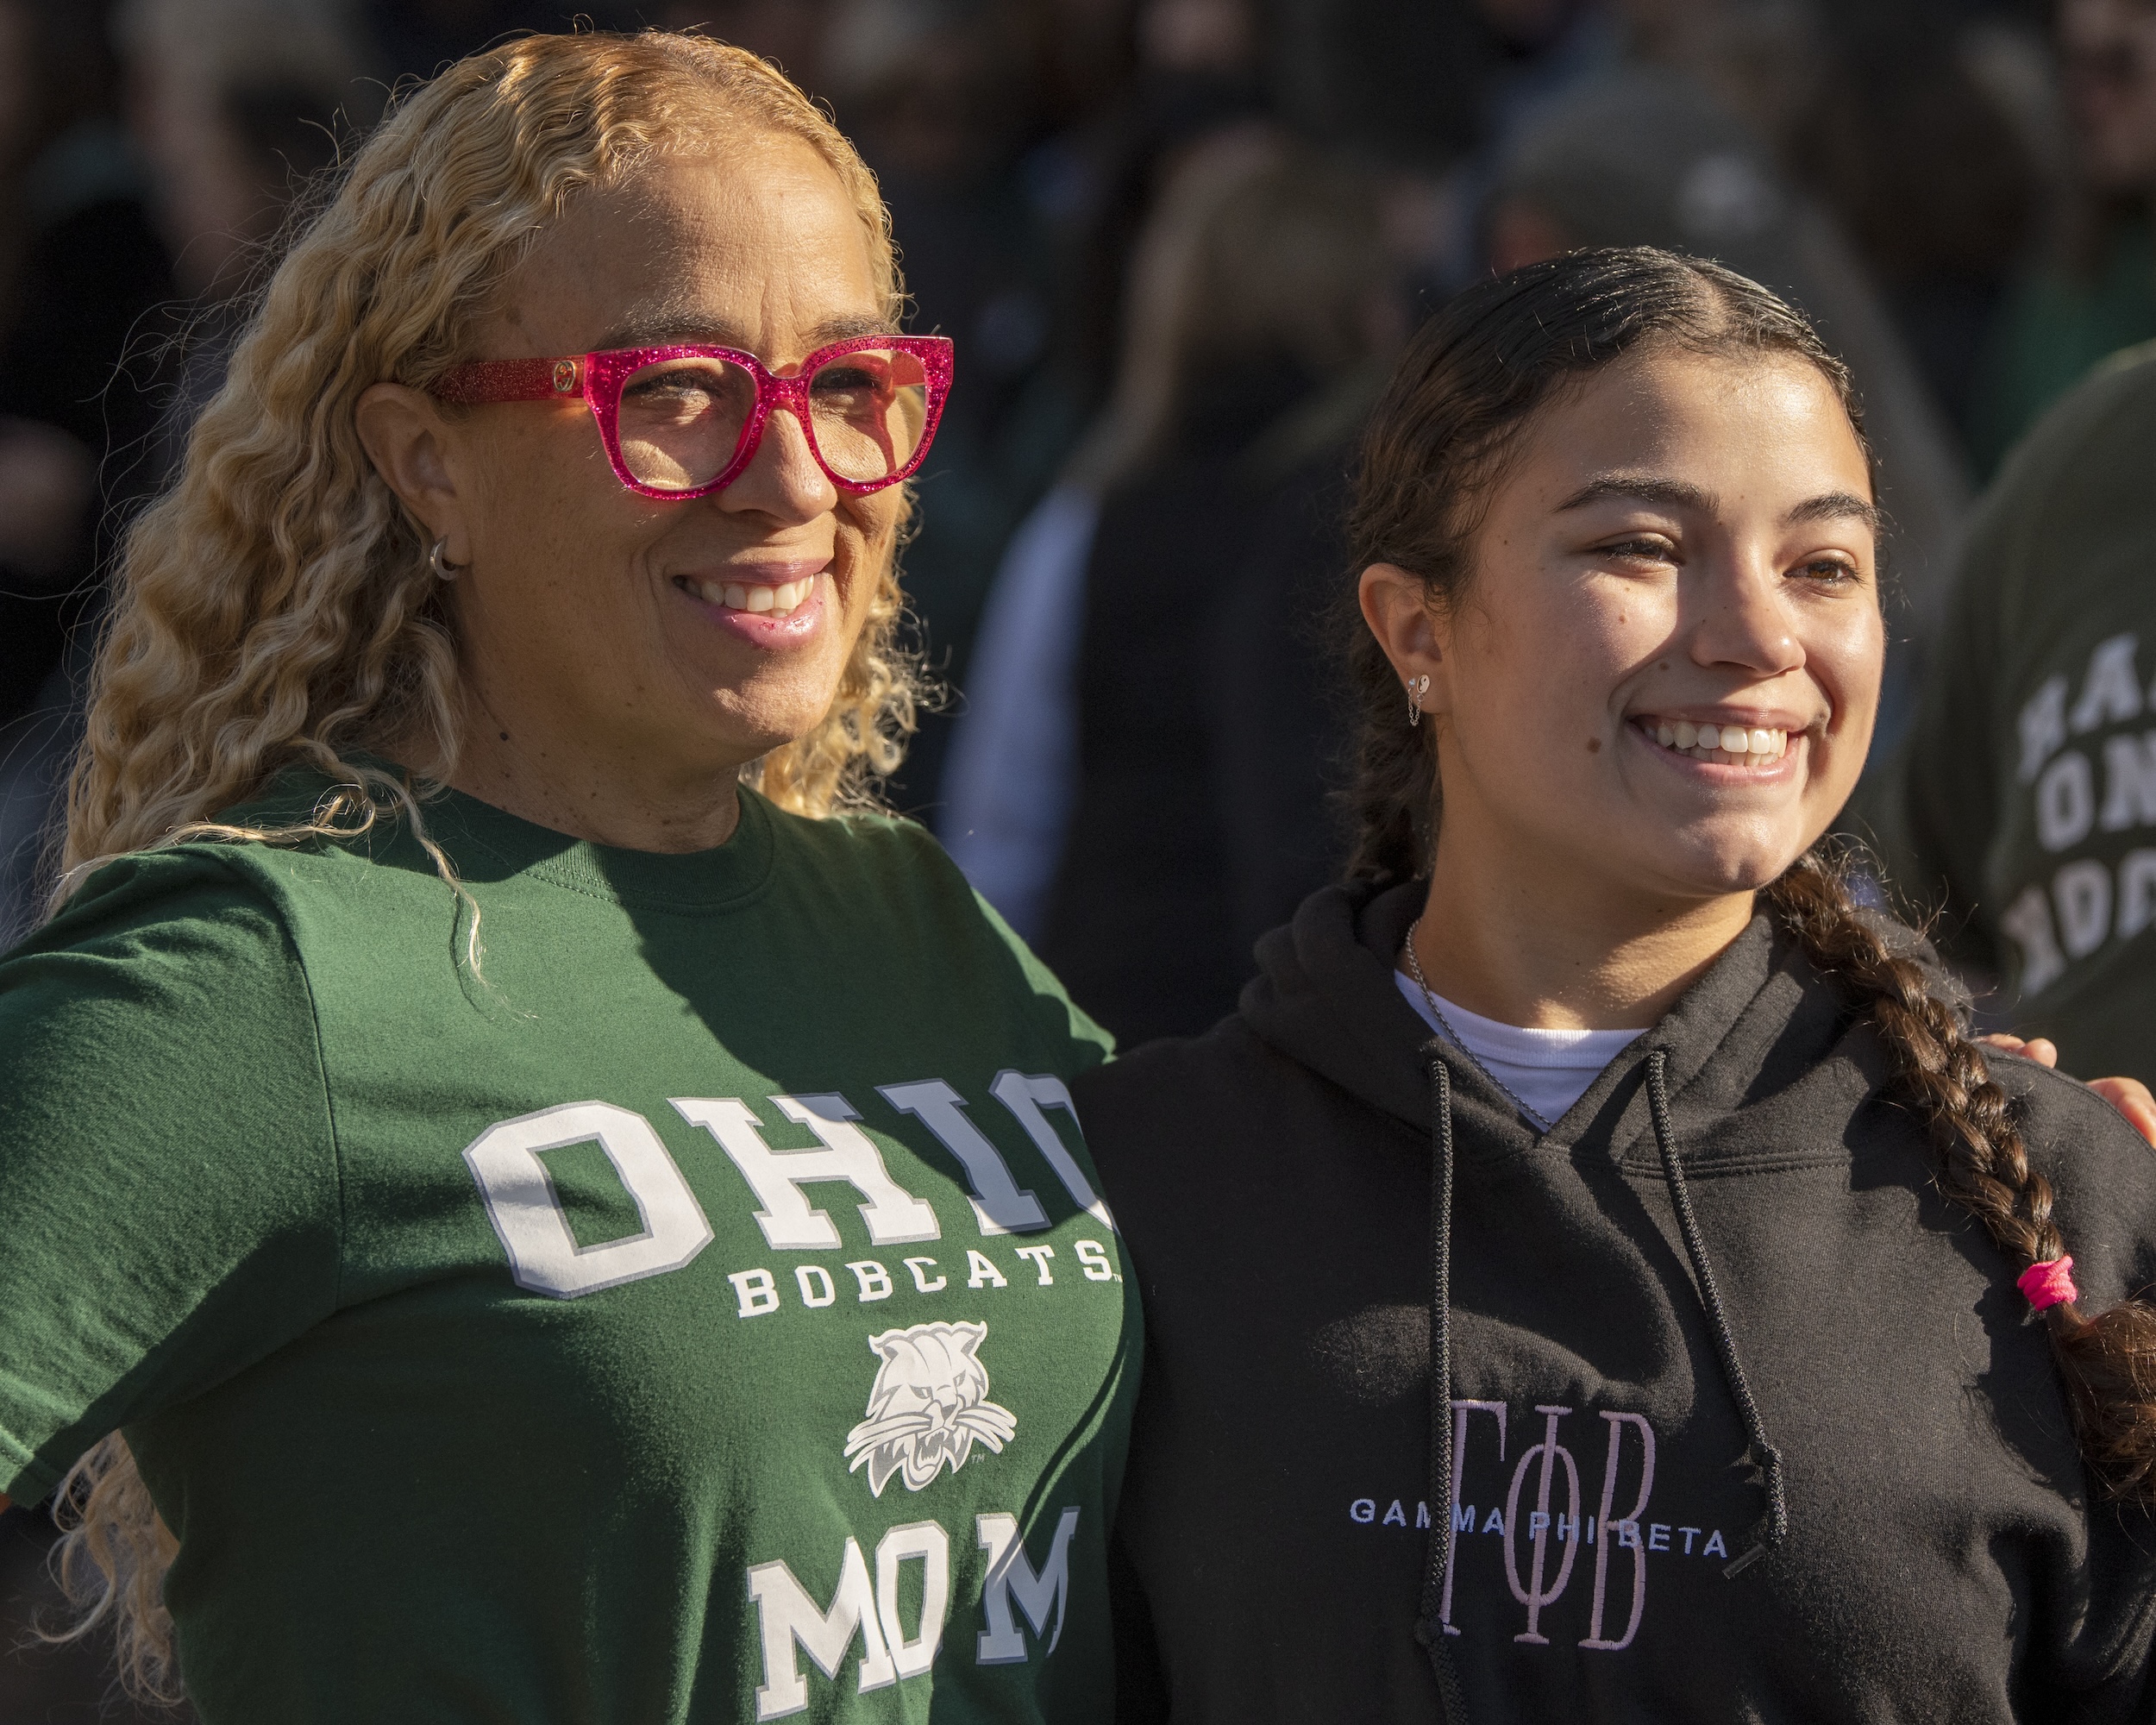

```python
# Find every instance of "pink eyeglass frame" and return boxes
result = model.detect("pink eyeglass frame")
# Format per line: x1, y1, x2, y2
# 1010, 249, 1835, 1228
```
429, 333, 956, 501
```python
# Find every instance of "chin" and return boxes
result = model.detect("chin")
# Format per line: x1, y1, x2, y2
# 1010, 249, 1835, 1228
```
707, 688, 844, 761
1645, 829, 1813, 901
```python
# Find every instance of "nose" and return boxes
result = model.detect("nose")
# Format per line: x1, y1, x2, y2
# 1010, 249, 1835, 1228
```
718, 398, 838, 524
1686, 555, 1806, 680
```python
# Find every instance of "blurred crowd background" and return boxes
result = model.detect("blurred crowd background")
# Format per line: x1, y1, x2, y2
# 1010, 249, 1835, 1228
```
0, 0, 2152, 1709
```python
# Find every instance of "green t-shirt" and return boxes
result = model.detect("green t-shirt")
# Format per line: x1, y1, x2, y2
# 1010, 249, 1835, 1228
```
1856, 342, 2156, 1083
0, 775, 1134, 1724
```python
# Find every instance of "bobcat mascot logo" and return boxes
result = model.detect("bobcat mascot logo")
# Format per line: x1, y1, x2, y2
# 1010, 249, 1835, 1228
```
843, 1320, 1018, 1496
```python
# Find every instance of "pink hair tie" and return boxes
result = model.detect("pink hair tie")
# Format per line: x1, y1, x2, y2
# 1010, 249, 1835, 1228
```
2017, 1255, 2078, 1313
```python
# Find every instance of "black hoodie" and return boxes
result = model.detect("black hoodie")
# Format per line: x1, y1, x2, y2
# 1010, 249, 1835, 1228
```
1079, 880, 2156, 1722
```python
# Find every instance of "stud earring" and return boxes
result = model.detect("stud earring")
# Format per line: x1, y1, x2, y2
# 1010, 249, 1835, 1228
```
1406, 674, 1431, 727
429, 537, 466, 580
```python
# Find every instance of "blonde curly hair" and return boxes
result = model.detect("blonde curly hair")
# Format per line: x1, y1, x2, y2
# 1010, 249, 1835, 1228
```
47, 29, 924, 1698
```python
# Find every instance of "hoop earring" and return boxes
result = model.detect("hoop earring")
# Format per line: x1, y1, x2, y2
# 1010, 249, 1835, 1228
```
429, 537, 466, 580
1406, 674, 1430, 728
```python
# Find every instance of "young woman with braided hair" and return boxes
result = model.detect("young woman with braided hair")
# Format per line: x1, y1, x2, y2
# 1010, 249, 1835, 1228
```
1081, 247, 2156, 1720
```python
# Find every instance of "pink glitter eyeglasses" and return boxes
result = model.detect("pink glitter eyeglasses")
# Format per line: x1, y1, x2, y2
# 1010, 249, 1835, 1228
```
430, 334, 955, 500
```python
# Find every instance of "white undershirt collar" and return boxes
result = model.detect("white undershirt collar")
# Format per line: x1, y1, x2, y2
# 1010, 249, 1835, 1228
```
1394, 969, 1646, 1127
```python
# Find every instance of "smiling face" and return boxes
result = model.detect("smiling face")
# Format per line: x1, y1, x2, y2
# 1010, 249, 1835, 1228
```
473, 137, 897, 760
1376, 342, 1883, 940
357, 132, 905, 843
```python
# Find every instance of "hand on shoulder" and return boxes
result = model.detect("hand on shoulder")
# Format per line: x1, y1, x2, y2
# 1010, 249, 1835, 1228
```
1978, 1032, 2156, 1145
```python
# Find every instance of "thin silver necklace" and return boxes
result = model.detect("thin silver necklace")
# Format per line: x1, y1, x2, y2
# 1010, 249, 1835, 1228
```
1402, 915, 1553, 1133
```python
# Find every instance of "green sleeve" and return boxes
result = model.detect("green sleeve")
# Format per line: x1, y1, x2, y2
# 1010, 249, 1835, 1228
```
0, 850, 341, 1505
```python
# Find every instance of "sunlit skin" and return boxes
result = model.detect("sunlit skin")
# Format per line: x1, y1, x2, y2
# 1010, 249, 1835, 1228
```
354, 135, 902, 852
1363, 347, 1883, 1031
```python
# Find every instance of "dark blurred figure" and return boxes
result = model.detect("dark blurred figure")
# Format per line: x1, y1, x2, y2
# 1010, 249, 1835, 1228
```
0, 1, 169, 734
0, 0, 376, 950
367, 0, 642, 76
1596, 0, 2056, 473
0, 0, 172, 950
877, 0, 1319, 815
646, 0, 833, 85
1037, 0, 1262, 392
1270, 0, 1610, 170
943, 134, 1404, 1042
1970, 0, 2156, 472
119, 0, 379, 422
1782, 0, 2046, 446
123, 0, 375, 298
820, 0, 1095, 814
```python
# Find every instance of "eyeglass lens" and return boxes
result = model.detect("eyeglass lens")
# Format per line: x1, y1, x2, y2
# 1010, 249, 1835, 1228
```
615, 348, 933, 491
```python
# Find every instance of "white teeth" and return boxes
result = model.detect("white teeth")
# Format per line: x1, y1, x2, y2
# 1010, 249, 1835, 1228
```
1642, 717, 1790, 764
691, 574, 818, 616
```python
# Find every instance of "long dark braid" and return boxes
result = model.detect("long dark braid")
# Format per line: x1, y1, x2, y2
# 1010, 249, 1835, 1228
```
1771, 851, 2156, 1496
1343, 246, 2156, 1501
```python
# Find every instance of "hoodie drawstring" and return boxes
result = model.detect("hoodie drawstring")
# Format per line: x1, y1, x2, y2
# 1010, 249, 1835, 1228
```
1414, 1043, 1470, 1722
1644, 1049, 1789, 1576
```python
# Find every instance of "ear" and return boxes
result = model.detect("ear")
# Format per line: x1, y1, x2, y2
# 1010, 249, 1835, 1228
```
354, 382, 470, 563
1358, 561, 1453, 714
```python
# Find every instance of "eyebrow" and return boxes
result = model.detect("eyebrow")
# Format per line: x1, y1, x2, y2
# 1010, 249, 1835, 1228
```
589, 311, 894, 353
1782, 490, 1879, 530
1555, 475, 1717, 514
1554, 473, 1879, 530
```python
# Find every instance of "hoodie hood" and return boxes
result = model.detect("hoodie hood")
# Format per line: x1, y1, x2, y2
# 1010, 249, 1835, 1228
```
1240, 877, 1825, 1164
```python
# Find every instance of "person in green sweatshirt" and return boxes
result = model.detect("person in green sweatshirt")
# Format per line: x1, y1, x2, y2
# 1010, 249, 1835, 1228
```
0, 33, 1135, 1723
1966, 0, 2156, 476
1081, 248, 2156, 1722
1857, 339, 2156, 1092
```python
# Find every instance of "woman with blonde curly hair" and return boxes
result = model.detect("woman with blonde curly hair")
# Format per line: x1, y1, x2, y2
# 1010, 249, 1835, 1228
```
0, 31, 1133, 1722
